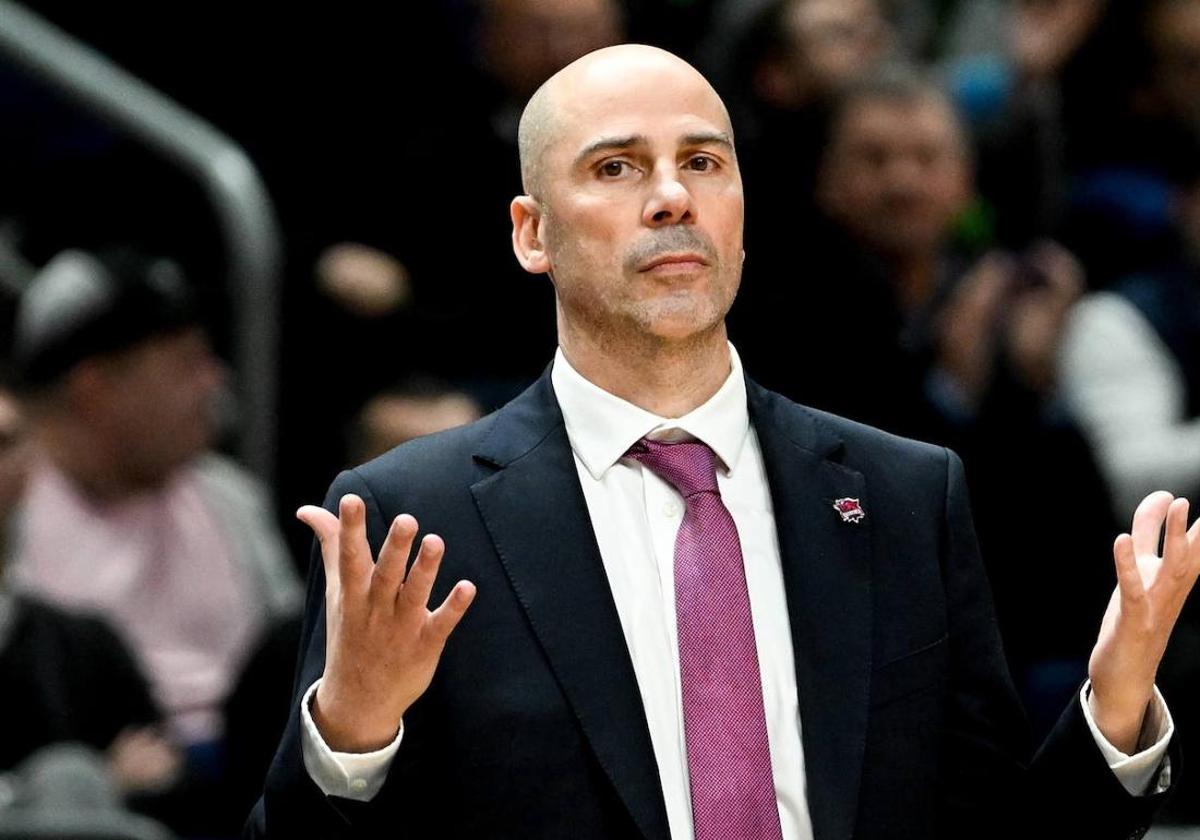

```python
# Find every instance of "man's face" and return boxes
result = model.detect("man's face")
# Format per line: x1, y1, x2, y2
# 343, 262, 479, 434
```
92, 327, 224, 486
532, 55, 745, 349
818, 95, 971, 258
783, 0, 887, 103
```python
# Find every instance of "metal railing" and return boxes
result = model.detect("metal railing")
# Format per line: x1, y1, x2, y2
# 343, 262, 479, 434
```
0, 0, 282, 485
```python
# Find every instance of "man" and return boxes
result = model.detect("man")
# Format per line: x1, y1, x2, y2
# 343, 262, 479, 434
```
10, 249, 301, 748
251, 45, 1196, 838
0, 384, 183, 802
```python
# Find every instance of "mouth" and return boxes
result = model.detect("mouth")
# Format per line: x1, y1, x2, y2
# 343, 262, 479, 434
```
638, 253, 710, 273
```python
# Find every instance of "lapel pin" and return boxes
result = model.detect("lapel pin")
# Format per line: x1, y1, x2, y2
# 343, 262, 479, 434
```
832, 497, 865, 524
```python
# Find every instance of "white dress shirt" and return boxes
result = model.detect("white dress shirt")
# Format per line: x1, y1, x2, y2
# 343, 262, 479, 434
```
301, 343, 1172, 833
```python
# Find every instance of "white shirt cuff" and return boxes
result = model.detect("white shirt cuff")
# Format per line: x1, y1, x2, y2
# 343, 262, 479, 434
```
1079, 681, 1173, 796
299, 679, 402, 801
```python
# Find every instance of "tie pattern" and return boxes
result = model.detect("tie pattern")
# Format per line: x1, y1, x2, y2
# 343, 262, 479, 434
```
627, 438, 783, 840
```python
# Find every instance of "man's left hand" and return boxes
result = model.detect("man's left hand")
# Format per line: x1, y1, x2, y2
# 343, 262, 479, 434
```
1089, 492, 1200, 753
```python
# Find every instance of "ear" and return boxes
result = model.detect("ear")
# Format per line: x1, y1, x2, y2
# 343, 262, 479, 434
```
511, 195, 551, 275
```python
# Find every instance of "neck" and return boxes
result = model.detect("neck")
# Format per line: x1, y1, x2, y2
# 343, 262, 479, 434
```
558, 319, 733, 418
35, 424, 149, 503
887, 250, 940, 315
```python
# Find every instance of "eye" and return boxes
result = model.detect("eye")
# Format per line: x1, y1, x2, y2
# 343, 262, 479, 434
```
598, 159, 631, 178
685, 155, 718, 172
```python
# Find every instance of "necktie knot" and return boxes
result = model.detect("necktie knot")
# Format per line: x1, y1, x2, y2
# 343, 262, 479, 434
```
626, 438, 719, 499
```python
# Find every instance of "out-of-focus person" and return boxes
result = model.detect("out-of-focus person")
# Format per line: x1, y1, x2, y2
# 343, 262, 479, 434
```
722, 0, 893, 248
0, 384, 180, 800
7, 249, 300, 752
734, 65, 1118, 733
349, 379, 483, 465
1060, 153, 1200, 530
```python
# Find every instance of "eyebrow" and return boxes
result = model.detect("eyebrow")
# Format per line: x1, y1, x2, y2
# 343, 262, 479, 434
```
573, 131, 734, 167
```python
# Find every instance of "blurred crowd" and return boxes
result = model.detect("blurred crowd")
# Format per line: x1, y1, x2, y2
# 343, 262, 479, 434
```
0, 0, 1199, 835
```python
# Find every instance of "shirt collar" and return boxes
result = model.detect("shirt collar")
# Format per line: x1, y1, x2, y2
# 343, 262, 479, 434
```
551, 343, 750, 481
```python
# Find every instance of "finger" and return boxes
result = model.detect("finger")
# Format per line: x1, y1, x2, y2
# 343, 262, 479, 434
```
371, 514, 418, 604
1163, 498, 1191, 579
337, 494, 372, 590
297, 505, 341, 585
429, 580, 477, 642
1113, 533, 1148, 618
399, 534, 446, 610
1131, 491, 1174, 557
967, 254, 1013, 306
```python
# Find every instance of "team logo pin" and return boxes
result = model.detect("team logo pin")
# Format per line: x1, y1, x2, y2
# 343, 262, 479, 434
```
832, 497, 865, 524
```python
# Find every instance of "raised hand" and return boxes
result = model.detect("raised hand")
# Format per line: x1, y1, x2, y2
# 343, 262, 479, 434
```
298, 494, 476, 753
1089, 492, 1200, 753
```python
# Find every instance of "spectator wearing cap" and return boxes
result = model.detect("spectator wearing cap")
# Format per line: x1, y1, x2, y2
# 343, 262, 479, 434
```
7, 249, 300, 753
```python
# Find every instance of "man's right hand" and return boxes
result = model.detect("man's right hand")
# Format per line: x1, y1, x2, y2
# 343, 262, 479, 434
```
298, 494, 476, 753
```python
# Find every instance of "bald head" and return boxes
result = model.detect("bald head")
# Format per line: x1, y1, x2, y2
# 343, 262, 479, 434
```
517, 45, 732, 199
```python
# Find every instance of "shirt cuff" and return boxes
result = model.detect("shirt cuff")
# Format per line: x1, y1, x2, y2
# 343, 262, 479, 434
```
299, 679, 402, 801
1079, 681, 1173, 796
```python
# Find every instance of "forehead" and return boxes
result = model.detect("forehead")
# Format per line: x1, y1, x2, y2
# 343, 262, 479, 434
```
836, 96, 959, 145
552, 59, 732, 155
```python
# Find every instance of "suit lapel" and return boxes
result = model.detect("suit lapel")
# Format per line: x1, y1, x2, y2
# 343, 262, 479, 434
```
749, 381, 872, 840
470, 374, 671, 840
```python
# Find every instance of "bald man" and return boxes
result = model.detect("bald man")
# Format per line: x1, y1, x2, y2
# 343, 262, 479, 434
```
249, 46, 1193, 839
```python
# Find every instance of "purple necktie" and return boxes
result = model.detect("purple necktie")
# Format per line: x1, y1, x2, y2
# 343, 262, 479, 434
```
627, 438, 783, 840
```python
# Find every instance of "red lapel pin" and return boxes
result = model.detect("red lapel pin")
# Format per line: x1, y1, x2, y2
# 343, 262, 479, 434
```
832, 497, 865, 524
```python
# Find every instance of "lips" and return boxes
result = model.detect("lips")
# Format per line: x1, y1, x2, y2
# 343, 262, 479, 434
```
639, 253, 709, 272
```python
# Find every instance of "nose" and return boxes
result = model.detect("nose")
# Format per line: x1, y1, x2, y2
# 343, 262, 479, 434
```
883, 154, 925, 191
642, 168, 695, 227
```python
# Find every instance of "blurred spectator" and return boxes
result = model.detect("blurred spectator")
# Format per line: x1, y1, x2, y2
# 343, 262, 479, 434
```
7, 249, 300, 753
734, 66, 1117, 734
1059, 155, 1200, 522
715, 0, 895, 315
945, 0, 1108, 248
727, 0, 891, 181
0, 385, 180, 801
349, 378, 482, 464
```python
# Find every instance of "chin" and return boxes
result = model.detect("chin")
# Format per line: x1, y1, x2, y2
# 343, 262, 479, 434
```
637, 306, 727, 344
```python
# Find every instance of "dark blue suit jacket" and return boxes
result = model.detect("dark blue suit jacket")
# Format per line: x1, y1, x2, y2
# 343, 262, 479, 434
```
248, 372, 1170, 839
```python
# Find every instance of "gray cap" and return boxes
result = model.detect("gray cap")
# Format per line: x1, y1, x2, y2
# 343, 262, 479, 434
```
12, 249, 197, 390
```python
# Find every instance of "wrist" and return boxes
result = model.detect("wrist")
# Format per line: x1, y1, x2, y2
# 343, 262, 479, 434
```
312, 681, 403, 753
1088, 684, 1152, 754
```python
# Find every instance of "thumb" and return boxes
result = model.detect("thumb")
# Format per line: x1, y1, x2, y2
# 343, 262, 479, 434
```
429, 580, 477, 643
298, 505, 341, 580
